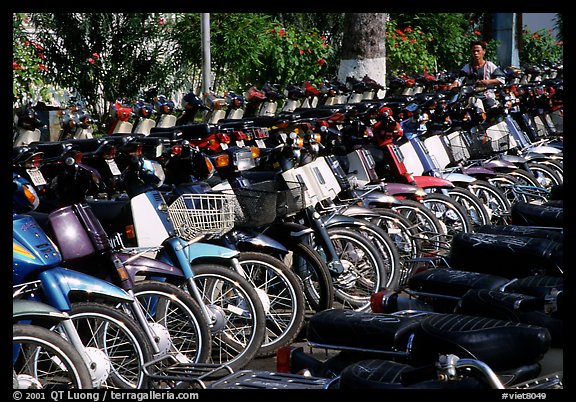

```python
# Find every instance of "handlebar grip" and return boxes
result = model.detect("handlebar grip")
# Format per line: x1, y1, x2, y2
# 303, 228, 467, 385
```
399, 364, 438, 386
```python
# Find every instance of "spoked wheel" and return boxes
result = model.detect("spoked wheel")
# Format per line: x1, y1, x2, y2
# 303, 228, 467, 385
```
421, 193, 474, 235
237, 252, 306, 357
280, 239, 334, 315
69, 302, 154, 389
13, 324, 93, 389
132, 280, 212, 363
467, 180, 511, 226
390, 199, 448, 254
323, 228, 388, 311
527, 162, 562, 191
446, 186, 491, 230
187, 264, 267, 373
325, 217, 401, 292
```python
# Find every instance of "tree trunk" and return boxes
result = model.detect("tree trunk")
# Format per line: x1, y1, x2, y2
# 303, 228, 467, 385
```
338, 13, 388, 98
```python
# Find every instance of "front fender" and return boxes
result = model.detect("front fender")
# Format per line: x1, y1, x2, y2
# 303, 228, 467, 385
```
38, 267, 134, 312
413, 175, 455, 189
440, 171, 476, 185
161, 236, 239, 270
234, 230, 289, 255
13, 299, 70, 327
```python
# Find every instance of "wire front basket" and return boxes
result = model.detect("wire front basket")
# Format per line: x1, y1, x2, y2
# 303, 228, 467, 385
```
168, 193, 236, 240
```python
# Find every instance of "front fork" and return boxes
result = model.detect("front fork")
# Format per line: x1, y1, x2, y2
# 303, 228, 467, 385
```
303, 207, 345, 277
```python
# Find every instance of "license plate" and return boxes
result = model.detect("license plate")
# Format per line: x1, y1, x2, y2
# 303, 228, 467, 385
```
255, 139, 266, 148
105, 159, 122, 176
27, 168, 46, 186
236, 140, 245, 147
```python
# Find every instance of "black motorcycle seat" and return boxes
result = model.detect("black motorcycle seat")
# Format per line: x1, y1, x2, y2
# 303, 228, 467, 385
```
338, 358, 539, 389
150, 123, 213, 140
339, 359, 491, 389
29, 141, 72, 159
306, 309, 551, 372
511, 201, 563, 227
476, 224, 563, 242
407, 269, 510, 297
456, 289, 563, 347
505, 275, 563, 298
448, 232, 563, 277
306, 309, 427, 352
410, 313, 551, 371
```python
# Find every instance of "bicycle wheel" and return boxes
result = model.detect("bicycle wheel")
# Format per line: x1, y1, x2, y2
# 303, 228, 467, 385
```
323, 227, 388, 311
446, 186, 491, 230
132, 281, 211, 363
421, 192, 474, 235
280, 239, 334, 314
237, 252, 306, 357
187, 264, 266, 372
69, 302, 154, 389
390, 199, 448, 254
467, 180, 511, 226
13, 324, 93, 389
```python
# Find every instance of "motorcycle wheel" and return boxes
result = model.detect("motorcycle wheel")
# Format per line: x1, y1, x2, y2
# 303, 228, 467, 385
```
69, 302, 154, 389
447, 186, 491, 230
527, 162, 562, 190
187, 264, 267, 373
467, 180, 512, 226
390, 199, 448, 254
421, 192, 474, 235
325, 218, 401, 293
13, 324, 93, 389
323, 227, 388, 311
237, 252, 306, 357
280, 239, 334, 314
132, 280, 212, 363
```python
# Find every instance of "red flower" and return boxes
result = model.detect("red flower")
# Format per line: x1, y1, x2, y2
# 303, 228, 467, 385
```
316, 59, 325, 65
13, 61, 21, 70
299, 49, 304, 55
404, 27, 412, 33
38, 64, 48, 71
159, 18, 166, 25
92, 52, 100, 60
474, 30, 481, 36
532, 33, 539, 39
395, 29, 405, 37
88, 58, 95, 64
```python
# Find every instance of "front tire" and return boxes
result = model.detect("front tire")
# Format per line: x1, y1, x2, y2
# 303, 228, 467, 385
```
237, 252, 306, 357
132, 281, 211, 363
13, 324, 93, 389
188, 264, 267, 372
69, 302, 154, 389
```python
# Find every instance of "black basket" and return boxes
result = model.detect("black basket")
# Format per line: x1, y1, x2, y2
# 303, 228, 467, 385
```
460, 130, 495, 160
231, 180, 305, 227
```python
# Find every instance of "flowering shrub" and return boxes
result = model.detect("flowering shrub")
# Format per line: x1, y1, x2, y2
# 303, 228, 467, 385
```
259, 25, 334, 85
385, 20, 435, 75
13, 13, 51, 107
520, 28, 563, 66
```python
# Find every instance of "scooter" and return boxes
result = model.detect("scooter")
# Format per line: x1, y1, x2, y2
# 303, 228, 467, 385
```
13, 105, 45, 146
13, 172, 154, 389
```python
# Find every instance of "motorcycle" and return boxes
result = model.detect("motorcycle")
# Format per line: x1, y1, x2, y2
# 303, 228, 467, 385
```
13, 172, 155, 388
